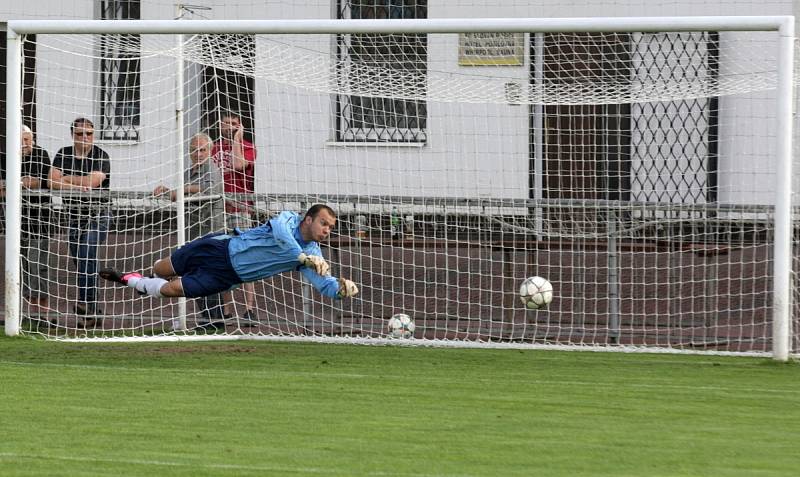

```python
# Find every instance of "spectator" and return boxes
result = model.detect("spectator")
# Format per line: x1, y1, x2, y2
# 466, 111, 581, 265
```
153, 132, 229, 328
212, 111, 258, 324
153, 133, 223, 239
49, 118, 111, 327
0, 125, 53, 315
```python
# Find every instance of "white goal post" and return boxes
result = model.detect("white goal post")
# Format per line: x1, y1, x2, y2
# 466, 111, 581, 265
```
3, 16, 796, 360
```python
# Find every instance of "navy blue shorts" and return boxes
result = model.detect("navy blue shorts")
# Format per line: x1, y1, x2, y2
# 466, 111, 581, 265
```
170, 233, 242, 298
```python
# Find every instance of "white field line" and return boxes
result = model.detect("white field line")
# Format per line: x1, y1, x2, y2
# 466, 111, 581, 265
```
1, 359, 797, 396
0, 452, 471, 477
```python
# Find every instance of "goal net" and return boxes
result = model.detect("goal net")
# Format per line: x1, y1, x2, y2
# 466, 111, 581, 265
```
3, 17, 796, 357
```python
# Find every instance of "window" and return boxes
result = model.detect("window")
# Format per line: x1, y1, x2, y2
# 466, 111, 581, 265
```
198, 34, 256, 141
532, 32, 719, 205
98, 0, 141, 141
336, 0, 427, 142
530, 32, 719, 228
199, 34, 256, 194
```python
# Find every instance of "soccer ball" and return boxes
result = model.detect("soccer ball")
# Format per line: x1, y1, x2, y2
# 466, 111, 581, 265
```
387, 313, 415, 338
519, 276, 554, 310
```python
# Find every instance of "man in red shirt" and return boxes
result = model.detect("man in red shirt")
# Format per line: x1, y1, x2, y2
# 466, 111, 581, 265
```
212, 112, 258, 326
213, 112, 256, 219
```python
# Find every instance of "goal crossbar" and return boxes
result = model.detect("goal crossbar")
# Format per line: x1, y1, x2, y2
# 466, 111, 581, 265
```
7, 16, 794, 35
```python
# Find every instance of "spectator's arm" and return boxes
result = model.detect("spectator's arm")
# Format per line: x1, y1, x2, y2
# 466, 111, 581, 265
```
21, 176, 43, 189
184, 184, 202, 195
47, 167, 64, 189
229, 126, 246, 171
84, 170, 107, 189
153, 184, 171, 197
48, 167, 88, 191
229, 126, 253, 172
52, 171, 105, 189
154, 183, 205, 201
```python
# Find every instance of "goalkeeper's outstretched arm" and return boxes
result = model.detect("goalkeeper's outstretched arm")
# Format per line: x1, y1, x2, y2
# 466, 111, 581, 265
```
299, 267, 358, 299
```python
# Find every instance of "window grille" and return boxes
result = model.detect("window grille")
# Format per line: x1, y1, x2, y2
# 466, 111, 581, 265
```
198, 34, 256, 139
98, 0, 141, 141
336, 0, 427, 142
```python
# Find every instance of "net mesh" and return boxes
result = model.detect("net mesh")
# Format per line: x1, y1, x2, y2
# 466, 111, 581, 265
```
42, 30, 779, 105
3, 21, 796, 355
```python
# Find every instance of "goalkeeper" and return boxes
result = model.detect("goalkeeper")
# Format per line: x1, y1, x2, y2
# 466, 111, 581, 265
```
100, 204, 358, 300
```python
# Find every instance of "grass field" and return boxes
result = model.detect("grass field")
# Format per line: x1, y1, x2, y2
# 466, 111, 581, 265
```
1, 336, 798, 476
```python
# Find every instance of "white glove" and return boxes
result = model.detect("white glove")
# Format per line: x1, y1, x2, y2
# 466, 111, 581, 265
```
297, 253, 330, 276
337, 278, 359, 298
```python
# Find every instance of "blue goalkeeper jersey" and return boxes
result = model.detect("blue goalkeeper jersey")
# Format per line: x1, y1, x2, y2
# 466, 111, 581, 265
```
225, 211, 341, 298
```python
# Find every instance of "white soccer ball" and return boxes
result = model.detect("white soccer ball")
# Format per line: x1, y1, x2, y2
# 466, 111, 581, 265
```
519, 276, 554, 310
387, 313, 415, 338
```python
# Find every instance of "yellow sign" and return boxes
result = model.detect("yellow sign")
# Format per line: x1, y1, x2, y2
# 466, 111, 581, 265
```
458, 32, 524, 66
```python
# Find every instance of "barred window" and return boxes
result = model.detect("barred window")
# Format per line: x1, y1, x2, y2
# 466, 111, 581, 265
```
98, 0, 141, 141
198, 34, 256, 139
534, 32, 719, 229
336, 0, 427, 143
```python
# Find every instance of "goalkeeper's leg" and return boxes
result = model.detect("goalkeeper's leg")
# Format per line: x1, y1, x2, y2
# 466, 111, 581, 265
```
100, 268, 169, 298
99, 266, 185, 298
102, 237, 236, 300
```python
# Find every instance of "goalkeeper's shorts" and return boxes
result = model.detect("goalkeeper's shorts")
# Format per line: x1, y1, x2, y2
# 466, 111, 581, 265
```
171, 233, 242, 298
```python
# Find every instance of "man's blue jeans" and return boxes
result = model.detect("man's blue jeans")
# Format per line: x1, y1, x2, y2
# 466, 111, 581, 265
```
68, 215, 110, 305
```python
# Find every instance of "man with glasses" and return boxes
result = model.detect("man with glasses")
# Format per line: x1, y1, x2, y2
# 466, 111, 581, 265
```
49, 118, 111, 327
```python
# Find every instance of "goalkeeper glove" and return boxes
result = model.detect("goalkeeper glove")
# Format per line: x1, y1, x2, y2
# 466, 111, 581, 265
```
337, 278, 359, 298
297, 252, 331, 276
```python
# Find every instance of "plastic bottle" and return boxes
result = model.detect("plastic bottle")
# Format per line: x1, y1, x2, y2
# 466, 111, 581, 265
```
355, 214, 367, 239
404, 215, 414, 239
390, 206, 401, 240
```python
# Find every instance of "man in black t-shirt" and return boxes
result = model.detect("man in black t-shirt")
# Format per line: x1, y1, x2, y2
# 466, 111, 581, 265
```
49, 118, 111, 325
1, 125, 53, 312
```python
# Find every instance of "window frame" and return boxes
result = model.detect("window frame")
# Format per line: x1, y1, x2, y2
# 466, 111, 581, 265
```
335, 0, 428, 143
97, 0, 141, 142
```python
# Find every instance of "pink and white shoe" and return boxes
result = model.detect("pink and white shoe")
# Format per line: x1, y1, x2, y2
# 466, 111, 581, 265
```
99, 268, 143, 286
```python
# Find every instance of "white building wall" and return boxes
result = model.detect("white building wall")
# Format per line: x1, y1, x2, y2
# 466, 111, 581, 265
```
716, 32, 779, 207
1, 0, 794, 204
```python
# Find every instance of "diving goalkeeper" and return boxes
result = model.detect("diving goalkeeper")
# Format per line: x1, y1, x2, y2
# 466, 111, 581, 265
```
100, 204, 359, 300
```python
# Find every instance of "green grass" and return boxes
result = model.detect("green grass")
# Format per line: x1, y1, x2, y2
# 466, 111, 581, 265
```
0, 336, 798, 476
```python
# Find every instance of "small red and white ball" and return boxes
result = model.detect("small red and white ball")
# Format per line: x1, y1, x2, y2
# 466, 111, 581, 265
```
519, 276, 554, 310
